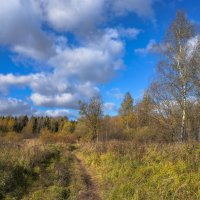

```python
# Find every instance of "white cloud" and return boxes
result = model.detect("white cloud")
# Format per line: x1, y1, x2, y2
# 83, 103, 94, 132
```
118, 28, 141, 39
135, 39, 160, 54
186, 35, 200, 59
111, 0, 157, 19
0, 98, 34, 116
30, 0, 156, 33
0, 73, 41, 94
104, 102, 116, 111
0, 73, 32, 86
0, 0, 159, 116
0, 73, 100, 109
107, 88, 124, 99
50, 29, 124, 83
30, 81, 99, 109
36, 0, 104, 32
30, 93, 78, 109
0, 28, 123, 109
35, 109, 76, 118
0, 0, 55, 60
0, 97, 76, 118
135, 38, 172, 55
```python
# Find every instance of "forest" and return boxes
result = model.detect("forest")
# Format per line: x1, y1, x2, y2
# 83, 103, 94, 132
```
0, 11, 199, 200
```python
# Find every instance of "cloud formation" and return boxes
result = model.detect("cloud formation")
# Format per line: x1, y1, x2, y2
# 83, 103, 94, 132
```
31, 0, 157, 33
33, 0, 104, 32
0, 0, 55, 60
0, 98, 34, 116
0, 73, 99, 109
50, 29, 124, 83
104, 102, 116, 111
35, 109, 77, 118
135, 39, 160, 54
111, 0, 157, 18
0, 97, 77, 118
0, 0, 158, 116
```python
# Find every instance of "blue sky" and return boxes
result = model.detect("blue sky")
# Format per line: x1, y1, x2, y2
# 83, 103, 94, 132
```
0, 0, 200, 118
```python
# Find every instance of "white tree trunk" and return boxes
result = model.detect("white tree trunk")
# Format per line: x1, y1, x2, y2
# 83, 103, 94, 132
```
177, 44, 187, 141
181, 90, 186, 141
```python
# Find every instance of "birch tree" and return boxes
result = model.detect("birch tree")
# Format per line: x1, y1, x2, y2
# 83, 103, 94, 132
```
149, 11, 199, 141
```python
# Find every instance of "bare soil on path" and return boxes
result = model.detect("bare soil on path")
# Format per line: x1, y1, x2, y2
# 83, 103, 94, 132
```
75, 156, 102, 200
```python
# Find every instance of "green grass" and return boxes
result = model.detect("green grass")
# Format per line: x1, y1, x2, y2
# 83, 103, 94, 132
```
80, 141, 200, 200
0, 141, 82, 200
1, 139, 199, 200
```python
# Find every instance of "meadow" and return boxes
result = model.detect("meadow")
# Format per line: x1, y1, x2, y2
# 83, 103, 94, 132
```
0, 132, 200, 200
79, 141, 200, 200
0, 138, 85, 200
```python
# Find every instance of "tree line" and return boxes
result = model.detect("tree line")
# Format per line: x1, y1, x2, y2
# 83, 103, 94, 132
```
0, 11, 199, 143
78, 11, 200, 143
0, 116, 76, 138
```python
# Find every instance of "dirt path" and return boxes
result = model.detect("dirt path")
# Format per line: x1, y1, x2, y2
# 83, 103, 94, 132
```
75, 156, 102, 200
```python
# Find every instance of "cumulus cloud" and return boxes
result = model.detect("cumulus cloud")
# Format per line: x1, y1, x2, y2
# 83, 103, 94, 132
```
0, 73, 32, 87
0, 0, 55, 60
0, 0, 159, 116
0, 97, 75, 118
0, 73, 40, 94
50, 29, 124, 83
0, 73, 100, 109
35, 109, 77, 118
104, 102, 116, 111
0, 98, 34, 116
135, 39, 160, 54
30, 93, 78, 109
32, 0, 104, 32
0, 26, 124, 109
111, 0, 157, 19
30, 0, 156, 33
30, 80, 99, 109
118, 28, 142, 39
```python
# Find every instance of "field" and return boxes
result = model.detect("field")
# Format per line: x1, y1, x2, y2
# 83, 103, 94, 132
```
0, 138, 199, 200
79, 141, 200, 200
0, 139, 91, 200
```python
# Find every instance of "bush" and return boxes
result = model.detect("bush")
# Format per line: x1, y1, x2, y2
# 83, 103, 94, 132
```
134, 126, 161, 143
39, 128, 77, 144
0, 132, 23, 143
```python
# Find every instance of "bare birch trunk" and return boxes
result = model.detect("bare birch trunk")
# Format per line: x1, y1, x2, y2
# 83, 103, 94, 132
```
177, 43, 188, 142
181, 89, 187, 141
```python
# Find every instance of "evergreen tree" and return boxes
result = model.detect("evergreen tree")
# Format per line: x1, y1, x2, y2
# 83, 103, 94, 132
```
136, 92, 153, 127
119, 92, 135, 130
22, 119, 34, 138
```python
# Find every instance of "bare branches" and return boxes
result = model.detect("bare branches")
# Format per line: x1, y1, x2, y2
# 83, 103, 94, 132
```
149, 11, 200, 141
79, 96, 103, 141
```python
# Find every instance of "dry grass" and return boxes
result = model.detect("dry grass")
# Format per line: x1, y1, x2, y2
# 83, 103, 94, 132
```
80, 141, 200, 200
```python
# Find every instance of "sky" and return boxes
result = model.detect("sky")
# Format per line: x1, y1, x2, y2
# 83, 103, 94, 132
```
0, 0, 200, 118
